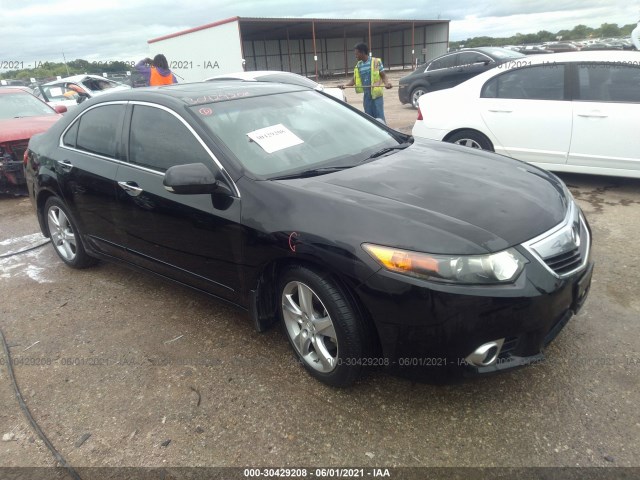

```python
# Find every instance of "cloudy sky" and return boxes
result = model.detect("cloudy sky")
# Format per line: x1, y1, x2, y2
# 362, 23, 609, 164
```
1, 0, 638, 70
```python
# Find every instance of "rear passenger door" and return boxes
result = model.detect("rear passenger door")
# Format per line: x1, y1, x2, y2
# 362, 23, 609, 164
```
58, 102, 127, 257
568, 63, 640, 173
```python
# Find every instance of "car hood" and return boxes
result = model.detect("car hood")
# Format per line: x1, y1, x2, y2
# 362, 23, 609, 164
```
0, 115, 61, 143
270, 140, 568, 255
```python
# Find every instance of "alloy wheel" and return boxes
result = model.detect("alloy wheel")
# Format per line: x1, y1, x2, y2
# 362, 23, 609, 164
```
47, 206, 77, 261
454, 138, 483, 149
281, 281, 338, 373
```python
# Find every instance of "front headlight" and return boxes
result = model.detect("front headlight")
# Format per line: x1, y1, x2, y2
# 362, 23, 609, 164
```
362, 244, 527, 285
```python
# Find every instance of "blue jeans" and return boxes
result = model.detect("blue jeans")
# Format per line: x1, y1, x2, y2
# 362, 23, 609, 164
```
363, 94, 386, 123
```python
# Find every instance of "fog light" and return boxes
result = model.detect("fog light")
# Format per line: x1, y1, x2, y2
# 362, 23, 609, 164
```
466, 339, 505, 366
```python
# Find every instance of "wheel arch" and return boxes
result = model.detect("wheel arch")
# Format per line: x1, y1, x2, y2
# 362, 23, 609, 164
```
248, 257, 382, 356
36, 188, 60, 237
443, 128, 494, 150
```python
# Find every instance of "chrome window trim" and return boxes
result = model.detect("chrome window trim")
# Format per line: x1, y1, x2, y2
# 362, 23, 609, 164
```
58, 100, 241, 197
458, 52, 493, 66
426, 52, 459, 72
522, 201, 591, 279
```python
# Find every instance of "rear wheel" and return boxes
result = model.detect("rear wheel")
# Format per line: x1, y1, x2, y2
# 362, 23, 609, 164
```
279, 265, 366, 387
44, 197, 97, 269
446, 130, 494, 151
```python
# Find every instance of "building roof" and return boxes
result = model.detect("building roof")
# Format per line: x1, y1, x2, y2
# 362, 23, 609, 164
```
149, 16, 448, 43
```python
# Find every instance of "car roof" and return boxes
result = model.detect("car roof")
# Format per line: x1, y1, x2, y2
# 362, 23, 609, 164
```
42, 74, 115, 85
449, 50, 640, 89
208, 70, 307, 80
75, 80, 310, 107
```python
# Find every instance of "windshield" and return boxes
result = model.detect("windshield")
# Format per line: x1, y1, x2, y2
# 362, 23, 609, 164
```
191, 90, 399, 178
0, 92, 55, 119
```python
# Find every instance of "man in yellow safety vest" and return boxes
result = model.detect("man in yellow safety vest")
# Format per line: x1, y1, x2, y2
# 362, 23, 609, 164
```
340, 43, 392, 123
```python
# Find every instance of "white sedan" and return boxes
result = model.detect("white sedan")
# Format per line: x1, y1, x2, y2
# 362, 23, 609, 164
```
412, 51, 640, 178
206, 70, 347, 102
35, 75, 131, 112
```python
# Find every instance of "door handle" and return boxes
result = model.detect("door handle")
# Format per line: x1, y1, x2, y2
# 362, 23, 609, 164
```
56, 160, 73, 171
488, 109, 513, 113
118, 181, 144, 197
577, 112, 608, 118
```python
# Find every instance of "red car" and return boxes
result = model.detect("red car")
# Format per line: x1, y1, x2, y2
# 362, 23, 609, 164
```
0, 87, 65, 194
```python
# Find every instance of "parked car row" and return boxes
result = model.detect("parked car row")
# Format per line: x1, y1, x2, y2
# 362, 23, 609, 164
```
411, 50, 640, 178
506, 38, 636, 54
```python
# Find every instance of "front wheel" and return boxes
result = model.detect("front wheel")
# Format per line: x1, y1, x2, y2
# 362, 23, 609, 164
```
446, 130, 494, 151
44, 197, 97, 269
279, 265, 367, 387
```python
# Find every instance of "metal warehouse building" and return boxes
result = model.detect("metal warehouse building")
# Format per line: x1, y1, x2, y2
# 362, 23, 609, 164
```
148, 16, 450, 83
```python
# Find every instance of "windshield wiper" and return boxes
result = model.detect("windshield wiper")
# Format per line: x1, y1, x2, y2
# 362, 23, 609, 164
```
362, 141, 413, 162
270, 165, 353, 180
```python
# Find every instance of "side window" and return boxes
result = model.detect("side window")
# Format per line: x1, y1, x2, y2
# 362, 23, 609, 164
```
428, 54, 456, 71
481, 65, 565, 100
128, 105, 212, 172
62, 120, 79, 148
76, 105, 125, 158
458, 52, 491, 66
577, 64, 640, 102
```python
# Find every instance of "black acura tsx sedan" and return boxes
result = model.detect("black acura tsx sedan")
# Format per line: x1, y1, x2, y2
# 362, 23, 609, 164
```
24, 81, 593, 387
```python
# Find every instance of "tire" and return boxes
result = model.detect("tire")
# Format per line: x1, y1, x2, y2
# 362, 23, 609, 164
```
411, 86, 428, 108
278, 265, 366, 387
446, 130, 494, 151
44, 197, 97, 269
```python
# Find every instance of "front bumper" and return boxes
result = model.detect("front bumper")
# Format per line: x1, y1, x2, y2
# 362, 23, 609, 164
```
357, 258, 593, 381
0, 159, 27, 194
356, 207, 593, 382
398, 84, 411, 105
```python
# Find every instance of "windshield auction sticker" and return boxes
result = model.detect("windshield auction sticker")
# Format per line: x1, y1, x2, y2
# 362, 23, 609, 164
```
247, 124, 303, 154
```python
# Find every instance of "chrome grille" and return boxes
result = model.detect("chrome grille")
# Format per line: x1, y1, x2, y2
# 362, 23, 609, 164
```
523, 202, 590, 278
544, 247, 583, 275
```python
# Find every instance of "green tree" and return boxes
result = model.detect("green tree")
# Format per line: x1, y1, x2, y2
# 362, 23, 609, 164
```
571, 24, 593, 40
599, 23, 621, 37
537, 30, 556, 42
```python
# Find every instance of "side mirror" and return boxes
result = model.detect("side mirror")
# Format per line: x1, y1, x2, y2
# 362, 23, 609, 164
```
54, 105, 68, 114
163, 162, 233, 196
76, 92, 89, 104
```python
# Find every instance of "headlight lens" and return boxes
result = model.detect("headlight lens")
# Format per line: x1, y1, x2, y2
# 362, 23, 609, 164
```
362, 244, 527, 284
